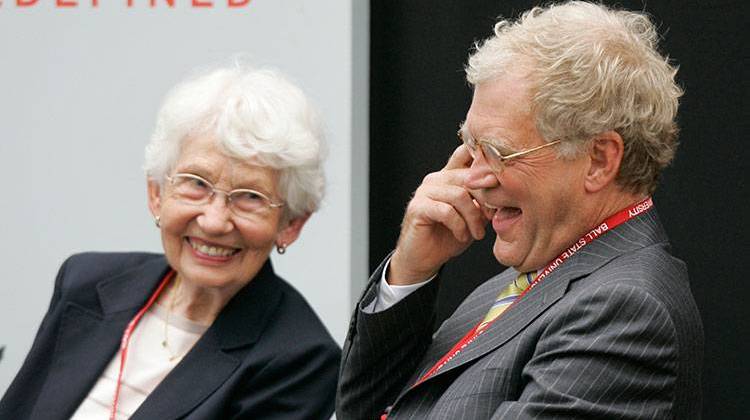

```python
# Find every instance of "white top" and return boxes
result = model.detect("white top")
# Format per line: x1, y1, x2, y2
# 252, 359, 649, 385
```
70, 303, 208, 420
366, 257, 536, 313
364, 257, 434, 313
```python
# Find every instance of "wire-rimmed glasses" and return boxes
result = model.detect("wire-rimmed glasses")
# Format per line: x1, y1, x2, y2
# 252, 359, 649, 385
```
165, 173, 284, 219
458, 130, 561, 174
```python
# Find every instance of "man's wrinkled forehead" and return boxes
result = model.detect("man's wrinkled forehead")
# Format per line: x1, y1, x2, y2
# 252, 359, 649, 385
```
460, 121, 519, 152
462, 75, 537, 143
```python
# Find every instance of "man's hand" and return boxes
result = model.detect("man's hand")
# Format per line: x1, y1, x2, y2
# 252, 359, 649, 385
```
389, 145, 489, 285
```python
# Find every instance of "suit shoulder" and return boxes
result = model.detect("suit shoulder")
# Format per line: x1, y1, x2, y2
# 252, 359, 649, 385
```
59, 251, 164, 292
574, 243, 701, 340
65, 251, 163, 266
594, 242, 690, 300
270, 275, 339, 351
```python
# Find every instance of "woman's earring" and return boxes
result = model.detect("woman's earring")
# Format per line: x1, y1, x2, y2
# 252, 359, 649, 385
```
154, 216, 161, 228
276, 243, 287, 254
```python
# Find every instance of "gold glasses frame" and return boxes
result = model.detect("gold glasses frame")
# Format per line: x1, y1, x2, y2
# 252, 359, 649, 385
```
458, 130, 561, 174
165, 173, 284, 219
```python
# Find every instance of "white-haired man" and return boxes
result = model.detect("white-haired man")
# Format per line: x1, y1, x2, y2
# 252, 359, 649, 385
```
337, 2, 703, 419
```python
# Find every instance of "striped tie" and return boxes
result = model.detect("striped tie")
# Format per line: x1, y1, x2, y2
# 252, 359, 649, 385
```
477, 272, 535, 332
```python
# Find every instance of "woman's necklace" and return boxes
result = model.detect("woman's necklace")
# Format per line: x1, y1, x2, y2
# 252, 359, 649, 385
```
162, 277, 184, 362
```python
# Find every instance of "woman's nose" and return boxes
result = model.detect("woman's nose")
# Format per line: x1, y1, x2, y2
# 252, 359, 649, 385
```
464, 148, 499, 190
197, 194, 234, 234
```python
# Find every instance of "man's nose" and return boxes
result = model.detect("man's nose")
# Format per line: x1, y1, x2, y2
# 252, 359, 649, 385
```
464, 147, 499, 190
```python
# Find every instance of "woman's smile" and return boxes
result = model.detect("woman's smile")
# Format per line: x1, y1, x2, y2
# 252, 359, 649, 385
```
186, 237, 241, 260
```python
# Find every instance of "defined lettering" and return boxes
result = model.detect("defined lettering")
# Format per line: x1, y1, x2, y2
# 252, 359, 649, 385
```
13, 0, 250, 7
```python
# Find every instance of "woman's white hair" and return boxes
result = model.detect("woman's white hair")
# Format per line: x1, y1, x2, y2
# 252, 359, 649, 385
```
144, 64, 326, 220
466, 1, 683, 195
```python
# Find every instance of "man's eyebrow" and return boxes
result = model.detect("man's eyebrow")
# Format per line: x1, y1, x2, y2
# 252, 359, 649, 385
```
458, 122, 516, 152
480, 136, 515, 152
457, 122, 470, 139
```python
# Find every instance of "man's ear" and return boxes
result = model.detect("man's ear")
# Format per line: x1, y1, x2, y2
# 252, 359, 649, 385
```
147, 178, 162, 218
276, 213, 311, 249
584, 131, 624, 193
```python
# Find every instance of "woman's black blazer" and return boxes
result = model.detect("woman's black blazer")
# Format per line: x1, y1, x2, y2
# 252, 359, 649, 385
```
0, 252, 340, 419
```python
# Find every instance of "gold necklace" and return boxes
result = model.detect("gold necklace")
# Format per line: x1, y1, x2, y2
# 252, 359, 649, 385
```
162, 277, 184, 362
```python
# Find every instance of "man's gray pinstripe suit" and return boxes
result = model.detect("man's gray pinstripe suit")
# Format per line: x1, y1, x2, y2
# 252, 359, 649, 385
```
337, 209, 703, 419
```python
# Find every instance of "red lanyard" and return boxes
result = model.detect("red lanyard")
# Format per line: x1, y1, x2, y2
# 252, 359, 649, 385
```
411, 196, 653, 389
109, 270, 175, 420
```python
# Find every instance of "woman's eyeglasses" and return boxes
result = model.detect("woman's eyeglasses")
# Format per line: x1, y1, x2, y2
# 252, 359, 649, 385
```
165, 173, 284, 219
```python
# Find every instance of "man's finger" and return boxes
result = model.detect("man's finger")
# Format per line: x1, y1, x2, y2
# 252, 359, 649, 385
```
421, 184, 487, 240
443, 144, 474, 170
421, 167, 471, 187
422, 200, 472, 243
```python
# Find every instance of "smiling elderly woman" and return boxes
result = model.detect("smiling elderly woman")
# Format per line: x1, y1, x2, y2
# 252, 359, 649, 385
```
0, 66, 340, 419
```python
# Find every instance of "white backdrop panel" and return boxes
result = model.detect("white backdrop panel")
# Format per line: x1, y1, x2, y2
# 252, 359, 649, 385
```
0, 0, 367, 393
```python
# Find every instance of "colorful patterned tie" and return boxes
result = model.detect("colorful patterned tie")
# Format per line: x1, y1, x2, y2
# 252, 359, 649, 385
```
477, 272, 535, 332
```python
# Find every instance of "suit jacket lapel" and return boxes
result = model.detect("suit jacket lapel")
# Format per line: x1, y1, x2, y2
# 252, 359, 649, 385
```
30, 257, 170, 420
133, 260, 283, 420
412, 208, 667, 388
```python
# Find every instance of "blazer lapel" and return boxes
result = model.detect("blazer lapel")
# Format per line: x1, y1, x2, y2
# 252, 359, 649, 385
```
30, 257, 170, 420
132, 260, 283, 420
411, 208, 667, 389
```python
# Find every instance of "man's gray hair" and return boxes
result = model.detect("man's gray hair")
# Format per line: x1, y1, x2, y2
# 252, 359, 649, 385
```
466, 1, 682, 194
144, 64, 326, 220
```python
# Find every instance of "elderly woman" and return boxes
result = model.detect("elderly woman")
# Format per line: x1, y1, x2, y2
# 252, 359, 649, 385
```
0, 66, 340, 419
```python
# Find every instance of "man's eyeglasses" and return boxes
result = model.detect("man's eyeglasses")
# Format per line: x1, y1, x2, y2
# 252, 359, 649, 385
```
459, 130, 561, 174
165, 173, 284, 219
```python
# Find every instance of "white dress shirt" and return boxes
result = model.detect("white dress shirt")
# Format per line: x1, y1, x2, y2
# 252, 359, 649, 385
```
364, 257, 435, 313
